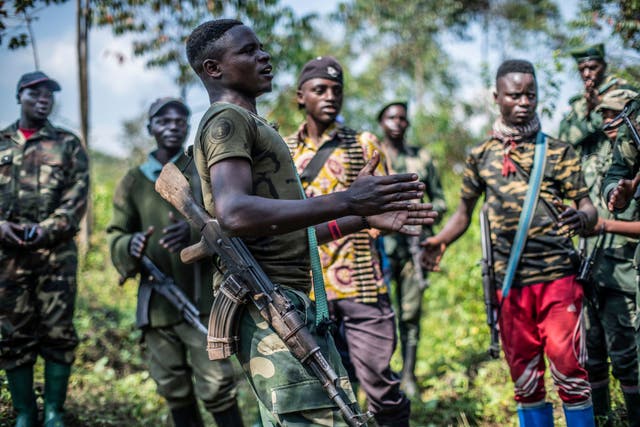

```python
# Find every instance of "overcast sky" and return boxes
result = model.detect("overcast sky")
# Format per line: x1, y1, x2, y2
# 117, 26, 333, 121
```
0, 0, 595, 157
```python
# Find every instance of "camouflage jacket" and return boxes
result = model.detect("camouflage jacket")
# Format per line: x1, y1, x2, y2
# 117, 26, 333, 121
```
383, 145, 447, 260
582, 130, 639, 293
558, 74, 631, 156
0, 121, 89, 247
461, 134, 588, 287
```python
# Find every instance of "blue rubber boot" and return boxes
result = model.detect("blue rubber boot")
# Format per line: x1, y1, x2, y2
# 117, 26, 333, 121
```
517, 402, 554, 427
563, 401, 596, 427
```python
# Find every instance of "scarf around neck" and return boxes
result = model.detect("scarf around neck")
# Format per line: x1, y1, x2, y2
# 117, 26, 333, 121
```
492, 115, 541, 177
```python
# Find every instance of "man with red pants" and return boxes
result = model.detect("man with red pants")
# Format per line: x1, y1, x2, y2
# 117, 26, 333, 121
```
421, 59, 597, 426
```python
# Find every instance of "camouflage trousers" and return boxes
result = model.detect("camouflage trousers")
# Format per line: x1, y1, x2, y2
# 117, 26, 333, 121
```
0, 242, 79, 371
584, 284, 638, 391
389, 254, 427, 349
236, 288, 359, 426
144, 319, 238, 413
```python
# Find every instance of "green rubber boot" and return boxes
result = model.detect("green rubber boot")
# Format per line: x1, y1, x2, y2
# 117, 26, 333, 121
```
5, 364, 38, 427
43, 361, 71, 427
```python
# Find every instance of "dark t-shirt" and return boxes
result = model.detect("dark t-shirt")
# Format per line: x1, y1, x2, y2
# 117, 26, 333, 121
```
194, 102, 311, 292
461, 134, 589, 287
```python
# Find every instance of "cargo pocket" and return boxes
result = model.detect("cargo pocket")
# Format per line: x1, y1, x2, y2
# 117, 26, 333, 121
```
270, 376, 356, 415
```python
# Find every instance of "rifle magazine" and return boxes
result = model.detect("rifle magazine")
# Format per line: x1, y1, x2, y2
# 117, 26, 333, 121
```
207, 275, 249, 360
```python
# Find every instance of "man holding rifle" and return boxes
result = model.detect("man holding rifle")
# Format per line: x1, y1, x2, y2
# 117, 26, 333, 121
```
578, 88, 640, 427
107, 98, 241, 427
185, 19, 436, 426
421, 60, 597, 426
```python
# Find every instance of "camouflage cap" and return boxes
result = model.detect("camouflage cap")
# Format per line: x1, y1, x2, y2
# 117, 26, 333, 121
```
297, 56, 343, 89
596, 89, 638, 112
16, 71, 61, 96
148, 97, 190, 120
570, 43, 605, 63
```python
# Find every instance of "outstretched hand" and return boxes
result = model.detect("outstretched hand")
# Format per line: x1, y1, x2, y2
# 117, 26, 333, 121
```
130, 226, 154, 259
367, 203, 438, 235
420, 237, 447, 272
346, 151, 425, 216
608, 175, 639, 212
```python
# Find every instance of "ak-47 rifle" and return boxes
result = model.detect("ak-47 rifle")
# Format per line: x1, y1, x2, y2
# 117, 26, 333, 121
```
119, 255, 208, 336
577, 230, 605, 310
155, 163, 371, 427
479, 205, 500, 359
408, 235, 429, 291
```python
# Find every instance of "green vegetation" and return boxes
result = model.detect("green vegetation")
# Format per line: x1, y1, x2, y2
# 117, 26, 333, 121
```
0, 152, 631, 426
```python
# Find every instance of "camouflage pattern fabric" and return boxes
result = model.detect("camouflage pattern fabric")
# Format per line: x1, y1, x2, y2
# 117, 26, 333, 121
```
600, 107, 640, 387
581, 128, 639, 294
461, 135, 588, 287
383, 146, 447, 348
236, 288, 358, 426
558, 75, 631, 156
0, 121, 88, 371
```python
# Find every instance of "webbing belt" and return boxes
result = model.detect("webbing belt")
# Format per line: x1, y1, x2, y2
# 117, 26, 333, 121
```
501, 132, 548, 297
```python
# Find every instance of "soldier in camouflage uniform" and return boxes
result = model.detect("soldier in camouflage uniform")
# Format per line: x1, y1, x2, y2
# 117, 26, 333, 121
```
602, 93, 640, 424
579, 89, 640, 427
422, 60, 597, 427
0, 72, 89, 427
185, 19, 435, 426
107, 98, 242, 427
377, 101, 447, 397
559, 43, 633, 156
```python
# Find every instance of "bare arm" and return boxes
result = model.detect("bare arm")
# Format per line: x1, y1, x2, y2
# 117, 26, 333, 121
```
421, 196, 479, 271
210, 154, 425, 237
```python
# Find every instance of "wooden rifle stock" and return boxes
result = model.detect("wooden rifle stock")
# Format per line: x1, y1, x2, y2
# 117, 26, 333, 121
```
155, 163, 371, 427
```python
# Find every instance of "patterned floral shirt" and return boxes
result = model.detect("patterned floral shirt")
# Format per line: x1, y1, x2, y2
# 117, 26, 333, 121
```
286, 122, 388, 302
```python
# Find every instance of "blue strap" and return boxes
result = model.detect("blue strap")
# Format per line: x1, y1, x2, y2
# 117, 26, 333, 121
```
501, 132, 547, 297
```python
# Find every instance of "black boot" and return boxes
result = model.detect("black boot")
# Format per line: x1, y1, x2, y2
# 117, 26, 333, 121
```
400, 343, 419, 399
590, 385, 612, 427
622, 391, 640, 427
44, 360, 71, 427
170, 402, 204, 427
212, 402, 244, 427
5, 364, 38, 427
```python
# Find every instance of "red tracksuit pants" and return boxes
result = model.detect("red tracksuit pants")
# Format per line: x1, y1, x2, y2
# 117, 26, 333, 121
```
498, 275, 591, 405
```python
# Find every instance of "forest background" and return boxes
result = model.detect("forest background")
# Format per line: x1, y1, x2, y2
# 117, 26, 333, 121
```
0, 0, 639, 425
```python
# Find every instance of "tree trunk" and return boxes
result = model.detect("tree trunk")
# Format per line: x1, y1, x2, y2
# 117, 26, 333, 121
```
77, 0, 91, 256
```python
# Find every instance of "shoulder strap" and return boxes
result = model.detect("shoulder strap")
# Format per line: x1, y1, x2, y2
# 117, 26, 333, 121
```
501, 132, 548, 297
299, 137, 340, 188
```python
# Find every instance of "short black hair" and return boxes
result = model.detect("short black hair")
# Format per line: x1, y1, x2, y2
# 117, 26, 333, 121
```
496, 60, 536, 85
186, 19, 243, 74
377, 101, 408, 122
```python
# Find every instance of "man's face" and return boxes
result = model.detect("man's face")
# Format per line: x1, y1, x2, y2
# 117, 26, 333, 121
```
379, 105, 409, 141
578, 59, 606, 91
19, 84, 54, 123
217, 25, 273, 98
297, 78, 343, 125
494, 72, 537, 127
148, 106, 189, 152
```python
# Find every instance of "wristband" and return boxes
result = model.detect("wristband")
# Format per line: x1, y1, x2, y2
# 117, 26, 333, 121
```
328, 220, 343, 240
361, 216, 371, 230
